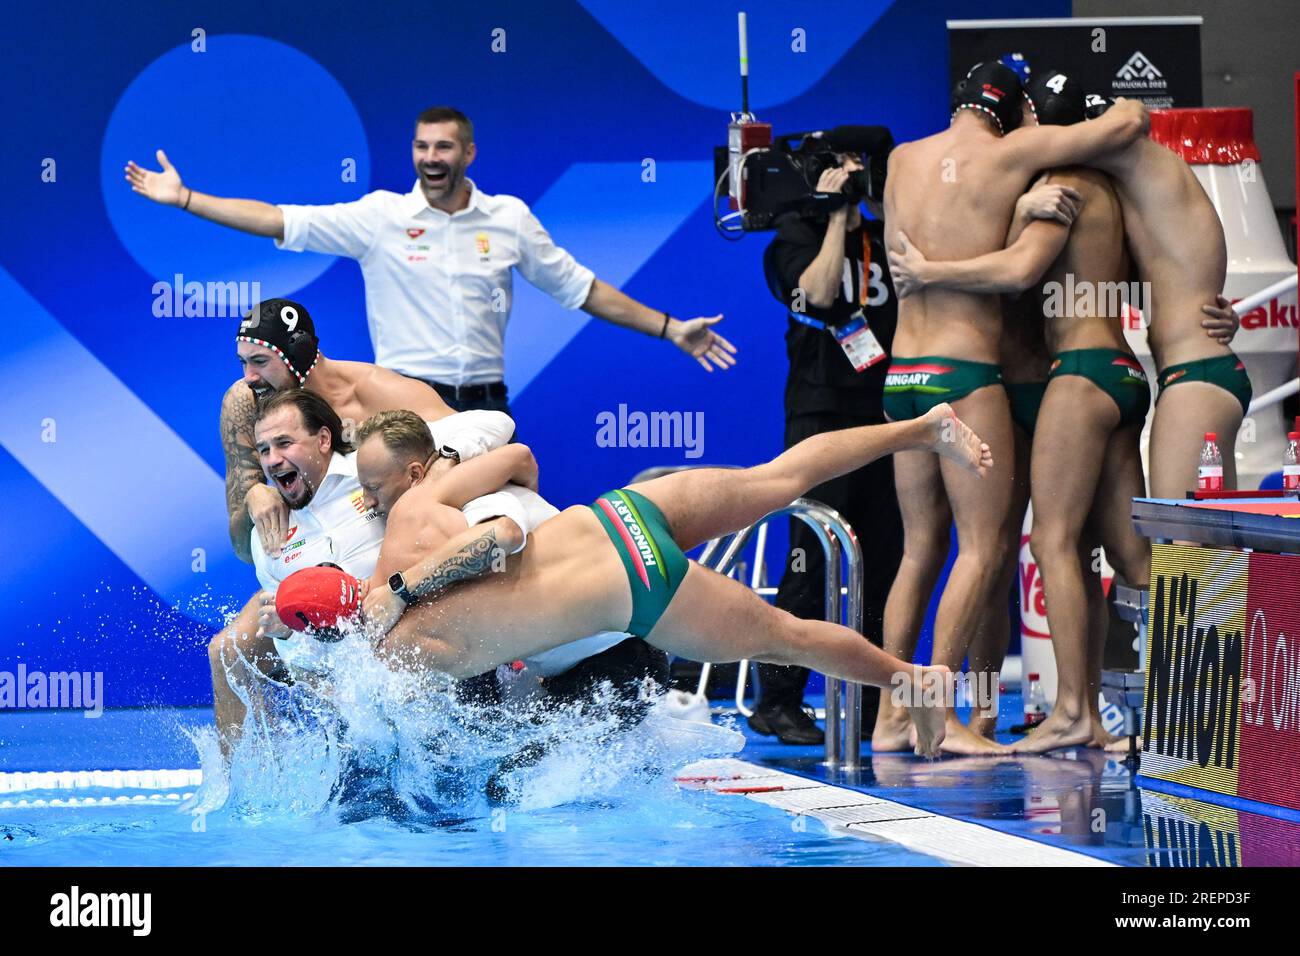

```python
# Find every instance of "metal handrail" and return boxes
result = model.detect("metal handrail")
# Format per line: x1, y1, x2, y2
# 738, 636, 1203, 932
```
628, 466, 867, 769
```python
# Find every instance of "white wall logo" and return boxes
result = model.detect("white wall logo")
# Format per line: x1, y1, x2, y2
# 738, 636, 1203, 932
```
1114, 51, 1168, 92
1117, 51, 1162, 81
49, 886, 151, 936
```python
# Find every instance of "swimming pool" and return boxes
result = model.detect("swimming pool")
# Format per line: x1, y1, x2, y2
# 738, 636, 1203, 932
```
5, 691, 1286, 867
1, 707, 944, 867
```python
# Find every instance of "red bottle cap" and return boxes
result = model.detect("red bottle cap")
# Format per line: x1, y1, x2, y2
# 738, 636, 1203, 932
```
1028, 672, 1040, 681
1205, 432, 1217, 441
1289, 432, 1299, 441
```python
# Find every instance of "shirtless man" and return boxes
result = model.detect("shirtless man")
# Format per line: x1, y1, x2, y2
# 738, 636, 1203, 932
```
889, 72, 1149, 753
354, 409, 643, 687
869, 62, 1149, 754
223, 297, 472, 563
1083, 99, 1251, 497
970, 173, 1083, 739
214, 298, 511, 734
278, 405, 997, 758
889, 74, 1240, 751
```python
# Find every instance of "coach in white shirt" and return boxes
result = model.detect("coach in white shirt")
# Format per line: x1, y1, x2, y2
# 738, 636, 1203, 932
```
127, 106, 737, 412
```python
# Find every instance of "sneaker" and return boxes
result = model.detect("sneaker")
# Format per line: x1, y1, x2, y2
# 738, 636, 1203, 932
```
748, 703, 825, 745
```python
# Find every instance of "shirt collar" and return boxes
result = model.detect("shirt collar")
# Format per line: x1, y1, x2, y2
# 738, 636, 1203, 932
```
326, 450, 357, 479
405, 177, 485, 219
303, 452, 357, 509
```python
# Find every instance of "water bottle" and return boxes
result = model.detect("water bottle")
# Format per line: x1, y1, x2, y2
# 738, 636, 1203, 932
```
1024, 672, 1047, 727
1198, 432, 1224, 492
1285, 432, 1300, 492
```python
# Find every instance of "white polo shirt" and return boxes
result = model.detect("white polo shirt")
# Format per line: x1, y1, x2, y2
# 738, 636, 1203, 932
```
276, 179, 596, 385
250, 410, 516, 589
251, 451, 384, 590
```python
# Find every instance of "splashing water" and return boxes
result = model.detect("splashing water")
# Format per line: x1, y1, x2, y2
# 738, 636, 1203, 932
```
191, 626, 744, 829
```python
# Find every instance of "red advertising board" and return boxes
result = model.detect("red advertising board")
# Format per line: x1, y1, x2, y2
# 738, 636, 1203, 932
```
1239, 552, 1300, 809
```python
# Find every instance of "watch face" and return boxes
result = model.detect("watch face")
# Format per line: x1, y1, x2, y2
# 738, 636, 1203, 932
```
388, 572, 404, 594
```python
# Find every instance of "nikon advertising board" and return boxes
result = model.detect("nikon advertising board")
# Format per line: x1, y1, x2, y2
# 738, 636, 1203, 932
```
1238, 552, 1300, 809
1142, 790, 1300, 867
948, 17, 1202, 110
1142, 543, 1300, 813
1143, 545, 1247, 799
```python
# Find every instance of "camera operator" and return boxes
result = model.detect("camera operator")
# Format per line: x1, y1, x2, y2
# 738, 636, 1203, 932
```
752, 153, 902, 744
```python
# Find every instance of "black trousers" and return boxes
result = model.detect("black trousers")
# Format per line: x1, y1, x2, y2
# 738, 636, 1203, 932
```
757, 410, 904, 725
401, 374, 512, 416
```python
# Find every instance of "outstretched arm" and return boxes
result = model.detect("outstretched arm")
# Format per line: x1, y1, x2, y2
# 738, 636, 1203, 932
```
1003, 98, 1148, 173
125, 150, 284, 238
581, 279, 738, 372
888, 218, 1070, 298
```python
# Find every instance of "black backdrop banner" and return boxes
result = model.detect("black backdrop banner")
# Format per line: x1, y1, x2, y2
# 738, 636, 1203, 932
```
948, 16, 1202, 110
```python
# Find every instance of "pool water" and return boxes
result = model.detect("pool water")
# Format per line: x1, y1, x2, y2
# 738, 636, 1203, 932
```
1, 708, 941, 867
5, 691, 1288, 867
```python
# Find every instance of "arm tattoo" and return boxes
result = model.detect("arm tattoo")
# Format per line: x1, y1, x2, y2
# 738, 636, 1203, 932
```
409, 527, 503, 601
221, 386, 263, 557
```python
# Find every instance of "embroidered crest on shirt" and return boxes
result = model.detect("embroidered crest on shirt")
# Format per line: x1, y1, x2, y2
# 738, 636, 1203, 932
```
475, 232, 491, 260
407, 228, 425, 239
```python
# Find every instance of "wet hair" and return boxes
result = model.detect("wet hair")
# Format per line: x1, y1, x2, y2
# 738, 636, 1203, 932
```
951, 61, 1025, 135
414, 106, 474, 146
355, 409, 435, 466
254, 389, 354, 455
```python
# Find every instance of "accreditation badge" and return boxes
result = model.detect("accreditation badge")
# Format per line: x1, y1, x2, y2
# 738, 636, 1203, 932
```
831, 310, 886, 372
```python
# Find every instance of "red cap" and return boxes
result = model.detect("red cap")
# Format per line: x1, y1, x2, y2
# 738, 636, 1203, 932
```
1205, 432, 1217, 441
1149, 108, 1262, 165
1028, 672, 1040, 681
1289, 432, 1299, 441
276, 565, 363, 634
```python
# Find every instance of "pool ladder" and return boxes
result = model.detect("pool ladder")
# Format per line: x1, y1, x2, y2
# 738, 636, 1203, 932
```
630, 468, 867, 770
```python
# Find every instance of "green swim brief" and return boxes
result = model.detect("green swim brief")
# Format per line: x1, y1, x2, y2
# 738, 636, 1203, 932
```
882, 356, 1003, 421
1048, 349, 1152, 428
1005, 381, 1047, 436
1157, 354, 1253, 416
590, 488, 691, 639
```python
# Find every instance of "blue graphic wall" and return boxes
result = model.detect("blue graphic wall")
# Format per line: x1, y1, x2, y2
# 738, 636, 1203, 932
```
1, 0, 1067, 707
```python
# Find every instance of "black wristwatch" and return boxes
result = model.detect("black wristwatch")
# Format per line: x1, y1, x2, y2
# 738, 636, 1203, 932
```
439, 445, 461, 464
388, 571, 415, 606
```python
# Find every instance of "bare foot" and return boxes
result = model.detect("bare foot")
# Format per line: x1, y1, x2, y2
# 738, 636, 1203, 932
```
1103, 734, 1142, 754
969, 709, 999, 740
1087, 710, 1140, 752
1088, 723, 1123, 749
939, 715, 1010, 755
905, 664, 951, 758
907, 705, 946, 759
871, 699, 917, 753
1012, 709, 1094, 754
919, 403, 994, 477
